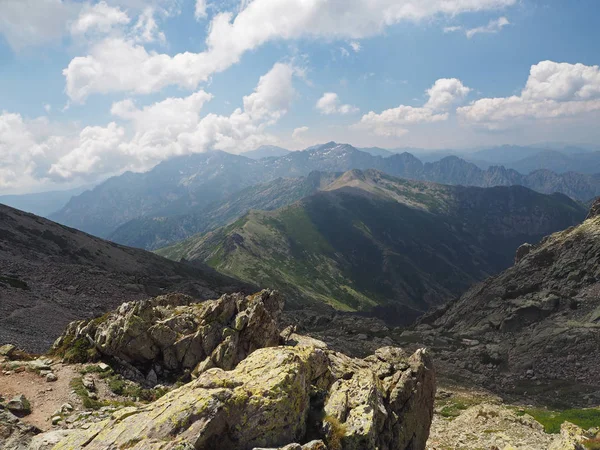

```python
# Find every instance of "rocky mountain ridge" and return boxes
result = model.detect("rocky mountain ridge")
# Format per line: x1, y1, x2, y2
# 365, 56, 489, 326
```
158, 169, 586, 320
411, 197, 600, 406
109, 172, 339, 251
49, 142, 600, 240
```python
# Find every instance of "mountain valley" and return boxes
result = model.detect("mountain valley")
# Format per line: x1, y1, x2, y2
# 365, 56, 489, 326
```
158, 169, 586, 323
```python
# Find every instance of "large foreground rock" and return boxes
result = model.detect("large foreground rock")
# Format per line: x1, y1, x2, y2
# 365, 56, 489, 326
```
42, 343, 435, 450
52, 290, 284, 382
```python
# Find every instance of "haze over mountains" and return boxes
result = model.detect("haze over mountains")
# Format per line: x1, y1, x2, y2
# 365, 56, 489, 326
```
46, 142, 600, 245
158, 169, 586, 323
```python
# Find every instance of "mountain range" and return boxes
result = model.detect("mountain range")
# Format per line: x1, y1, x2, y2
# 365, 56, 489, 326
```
109, 171, 339, 250
157, 169, 586, 323
0, 203, 251, 352
48, 142, 600, 244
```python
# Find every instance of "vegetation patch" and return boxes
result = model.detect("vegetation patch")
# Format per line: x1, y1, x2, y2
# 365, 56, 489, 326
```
324, 414, 347, 450
518, 407, 600, 434
70, 376, 104, 410
51, 336, 98, 363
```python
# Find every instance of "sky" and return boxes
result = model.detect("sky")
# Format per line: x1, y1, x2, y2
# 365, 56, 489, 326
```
1, 0, 600, 194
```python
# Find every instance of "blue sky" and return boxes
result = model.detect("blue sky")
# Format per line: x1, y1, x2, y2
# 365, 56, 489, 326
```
1, 0, 600, 194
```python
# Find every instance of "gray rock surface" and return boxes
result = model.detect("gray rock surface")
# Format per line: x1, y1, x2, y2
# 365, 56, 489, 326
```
53, 290, 284, 382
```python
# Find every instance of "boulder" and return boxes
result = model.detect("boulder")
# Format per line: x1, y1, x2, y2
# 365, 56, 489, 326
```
6, 395, 31, 416
549, 421, 590, 450
0, 409, 39, 449
38, 343, 435, 450
514, 243, 534, 264
52, 290, 284, 381
0, 344, 16, 357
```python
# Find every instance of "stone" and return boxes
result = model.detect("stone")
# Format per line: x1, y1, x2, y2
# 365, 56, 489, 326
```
46, 372, 58, 382
35, 344, 434, 450
53, 290, 285, 381
7, 395, 31, 415
51, 416, 62, 425
97, 363, 110, 371
28, 359, 51, 371
0, 409, 41, 449
146, 369, 158, 386
0, 344, 16, 357
60, 403, 73, 413
549, 421, 590, 450
82, 376, 95, 391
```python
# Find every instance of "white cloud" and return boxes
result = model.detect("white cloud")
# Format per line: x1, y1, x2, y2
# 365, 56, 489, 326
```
340, 47, 350, 58
44, 104, 52, 113
458, 61, 600, 129
425, 78, 472, 110
316, 93, 359, 115
358, 78, 470, 136
131, 8, 166, 43
195, 0, 208, 20
465, 16, 509, 38
70, 1, 130, 36
49, 123, 126, 179
63, 0, 516, 101
292, 126, 309, 140
443, 26, 463, 33
47, 62, 297, 182
350, 41, 361, 52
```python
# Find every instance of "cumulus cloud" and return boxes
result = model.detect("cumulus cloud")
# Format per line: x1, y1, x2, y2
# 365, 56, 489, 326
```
63, 0, 516, 101
458, 61, 600, 129
19, 63, 298, 187
466, 16, 509, 38
316, 93, 359, 115
425, 78, 472, 111
70, 1, 130, 36
359, 78, 470, 136
292, 126, 309, 140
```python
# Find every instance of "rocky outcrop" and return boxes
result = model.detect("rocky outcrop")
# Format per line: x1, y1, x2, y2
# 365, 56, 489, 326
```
52, 290, 284, 384
586, 197, 600, 220
40, 343, 435, 450
0, 410, 39, 450
35, 290, 435, 450
417, 202, 600, 403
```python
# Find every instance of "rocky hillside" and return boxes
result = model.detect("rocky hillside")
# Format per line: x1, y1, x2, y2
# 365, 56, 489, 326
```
158, 170, 586, 322
49, 142, 600, 239
0, 204, 251, 353
109, 172, 340, 251
417, 198, 600, 405
1, 290, 436, 450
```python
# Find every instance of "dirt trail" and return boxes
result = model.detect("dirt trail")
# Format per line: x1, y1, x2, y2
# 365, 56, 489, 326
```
1, 360, 80, 431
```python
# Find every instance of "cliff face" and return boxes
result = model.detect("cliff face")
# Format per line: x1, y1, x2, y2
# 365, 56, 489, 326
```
419, 198, 600, 404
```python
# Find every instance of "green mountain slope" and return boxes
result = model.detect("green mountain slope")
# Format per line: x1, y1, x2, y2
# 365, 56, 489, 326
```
109, 172, 339, 250
157, 170, 586, 323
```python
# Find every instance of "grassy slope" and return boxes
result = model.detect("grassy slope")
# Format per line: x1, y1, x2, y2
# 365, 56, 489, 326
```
157, 170, 586, 317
